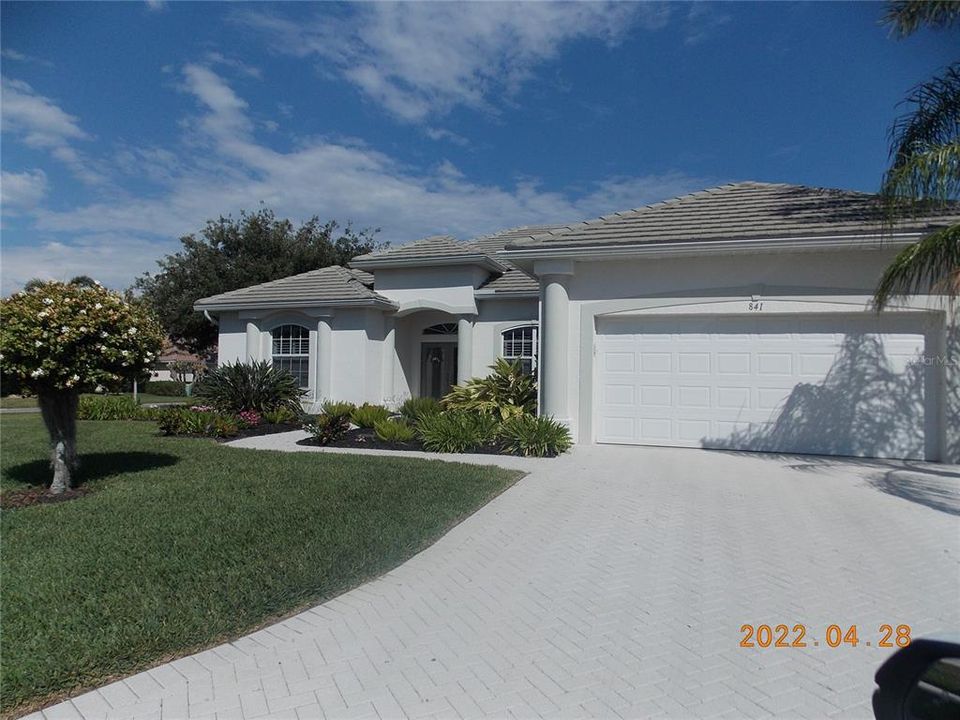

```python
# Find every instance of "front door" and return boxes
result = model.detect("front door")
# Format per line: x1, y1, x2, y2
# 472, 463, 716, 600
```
420, 343, 458, 399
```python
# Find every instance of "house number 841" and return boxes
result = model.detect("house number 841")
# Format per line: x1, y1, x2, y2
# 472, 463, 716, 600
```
748, 301, 764, 311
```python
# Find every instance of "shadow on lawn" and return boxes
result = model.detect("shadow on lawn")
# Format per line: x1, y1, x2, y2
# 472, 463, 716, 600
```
6, 452, 179, 488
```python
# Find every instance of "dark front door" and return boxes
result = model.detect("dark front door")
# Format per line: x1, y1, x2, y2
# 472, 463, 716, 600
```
420, 343, 458, 399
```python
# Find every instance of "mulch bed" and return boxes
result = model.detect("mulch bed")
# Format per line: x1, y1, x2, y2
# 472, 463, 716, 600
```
296, 427, 544, 456
1, 485, 93, 510
229, 422, 301, 440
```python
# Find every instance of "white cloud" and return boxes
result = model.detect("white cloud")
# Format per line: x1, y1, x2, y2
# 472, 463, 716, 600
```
684, 2, 731, 46
1, 76, 89, 148
1, 48, 54, 67
1, 169, 48, 212
425, 127, 470, 146
238, 2, 671, 122
145, 0, 167, 11
7, 64, 709, 291
1, 76, 105, 184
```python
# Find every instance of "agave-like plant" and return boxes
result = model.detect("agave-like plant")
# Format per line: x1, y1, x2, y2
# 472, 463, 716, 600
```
441, 358, 537, 420
193, 360, 305, 414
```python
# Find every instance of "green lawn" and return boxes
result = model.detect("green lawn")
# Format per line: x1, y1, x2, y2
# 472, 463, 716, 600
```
1, 393, 190, 409
0, 415, 521, 715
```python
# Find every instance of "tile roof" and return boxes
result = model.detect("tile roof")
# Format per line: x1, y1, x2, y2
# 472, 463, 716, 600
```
471, 225, 567, 294
351, 235, 488, 265
194, 265, 393, 310
503, 182, 960, 250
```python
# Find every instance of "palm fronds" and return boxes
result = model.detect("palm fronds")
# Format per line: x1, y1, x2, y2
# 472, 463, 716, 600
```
881, 65, 960, 210
882, 1, 960, 37
873, 224, 960, 309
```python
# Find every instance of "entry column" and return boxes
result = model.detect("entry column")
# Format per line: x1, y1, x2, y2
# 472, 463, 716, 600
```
537, 260, 575, 424
456, 316, 474, 384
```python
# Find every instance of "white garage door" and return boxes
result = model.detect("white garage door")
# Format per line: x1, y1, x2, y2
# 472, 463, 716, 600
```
595, 314, 933, 460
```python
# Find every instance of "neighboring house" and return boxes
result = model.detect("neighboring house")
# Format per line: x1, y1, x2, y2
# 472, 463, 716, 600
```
195, 182, 960, 462
148, 340, 206, 383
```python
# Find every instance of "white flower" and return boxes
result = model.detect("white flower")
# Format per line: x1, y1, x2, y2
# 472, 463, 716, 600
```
34, 340, 42, 347
65, 379, 75, 387
94, 303, 102, 310
61, 326, 69, 333
100, 331, 108, 338
30, 369, 45, 378
71, 374, 80, 382
79, 309, 87, 315
121, 350, 129, 356
127, 327, 138, 336
95, 385, 104, 393
43, 298, 53, 305
37, 311, 48, 319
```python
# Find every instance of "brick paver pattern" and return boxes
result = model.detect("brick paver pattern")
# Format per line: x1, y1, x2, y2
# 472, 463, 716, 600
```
30, 443, 960, 720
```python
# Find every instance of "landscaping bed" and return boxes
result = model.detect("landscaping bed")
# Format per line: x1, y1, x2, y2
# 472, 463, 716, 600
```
297, 426, 563, 457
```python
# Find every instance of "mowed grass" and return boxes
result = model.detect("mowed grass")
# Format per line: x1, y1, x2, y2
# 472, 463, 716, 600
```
0, 393, 189, 409
0, 415, 522, 714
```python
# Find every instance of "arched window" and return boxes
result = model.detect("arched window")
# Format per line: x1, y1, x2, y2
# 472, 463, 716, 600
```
423, 323, 458, 335
271, 324, 310, 389
502, 325, 537, 375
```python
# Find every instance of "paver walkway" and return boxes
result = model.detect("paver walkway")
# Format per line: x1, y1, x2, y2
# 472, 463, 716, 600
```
31, 436, 960, 719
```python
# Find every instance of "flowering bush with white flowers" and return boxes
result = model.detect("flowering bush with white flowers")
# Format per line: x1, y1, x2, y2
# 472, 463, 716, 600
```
0, 281, 164, 492
1, 281, 164, 394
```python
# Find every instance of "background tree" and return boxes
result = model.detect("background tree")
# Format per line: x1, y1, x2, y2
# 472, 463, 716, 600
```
136, 209, 383, 353
0, 282, 164, 493
874, 1, 960, 308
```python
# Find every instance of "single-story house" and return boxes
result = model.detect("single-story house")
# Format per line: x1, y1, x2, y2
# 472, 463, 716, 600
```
195, 182, 960, 462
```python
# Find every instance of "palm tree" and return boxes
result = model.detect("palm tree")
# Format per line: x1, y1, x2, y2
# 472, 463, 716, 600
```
873, 2, 960, 309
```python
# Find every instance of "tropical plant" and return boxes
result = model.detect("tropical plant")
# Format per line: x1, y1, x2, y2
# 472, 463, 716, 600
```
321, 400, 355, 422
156, 407, 240, 438
0, 281, 164, 492
262, 406, 299, 425
303, 413, 350, 445
399, 396, 441, 423
873, 2, 960, 309
193, 360, 304, 414
374, 418, 417, 443
351, 403, 391, 428
441, 358, 537, 420
499, 415, 572, 457
415, 411, 500, 453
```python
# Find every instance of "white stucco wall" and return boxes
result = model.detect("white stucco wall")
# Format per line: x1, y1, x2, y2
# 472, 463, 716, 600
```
548, 247, 956, 461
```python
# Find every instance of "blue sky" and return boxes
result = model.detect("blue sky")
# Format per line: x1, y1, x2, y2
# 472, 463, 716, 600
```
1, 1, 955, 290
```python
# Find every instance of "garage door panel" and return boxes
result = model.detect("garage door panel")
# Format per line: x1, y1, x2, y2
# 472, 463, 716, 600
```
595, 314, 932, 460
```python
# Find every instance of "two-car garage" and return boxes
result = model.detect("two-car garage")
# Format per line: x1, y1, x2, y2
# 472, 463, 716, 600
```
594, 312, 939, 461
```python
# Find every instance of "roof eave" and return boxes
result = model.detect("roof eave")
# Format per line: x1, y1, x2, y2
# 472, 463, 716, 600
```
474, 289, 540, 299
350, 254, 508, 273
498, 231, 928, 269
193, 297, 398, 313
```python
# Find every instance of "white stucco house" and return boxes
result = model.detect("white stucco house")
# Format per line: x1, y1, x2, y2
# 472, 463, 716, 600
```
195, 182, 960, 463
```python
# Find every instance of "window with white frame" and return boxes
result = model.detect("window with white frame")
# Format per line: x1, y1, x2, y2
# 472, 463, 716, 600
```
271, 324, 310, 389
501, 325, 537, 375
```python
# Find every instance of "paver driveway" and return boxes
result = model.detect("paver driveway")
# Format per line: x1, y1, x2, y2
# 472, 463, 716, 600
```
31, 443, 960, 720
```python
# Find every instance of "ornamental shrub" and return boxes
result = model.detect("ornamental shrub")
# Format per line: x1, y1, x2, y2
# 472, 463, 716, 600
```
156, 407, 240, 438
399, 396, 441, 423
415, 411, 500, 453
262, 406, 299, 425
77, 395, 157, 421
0, 281, 164, 492
499, 415, 572, 457
321, 400, 355, 422
351, 403, 391, 428
193, 360, 304, 414
374, 418, 416, 443
441, 358, 536, 420
304, 413, 350, 444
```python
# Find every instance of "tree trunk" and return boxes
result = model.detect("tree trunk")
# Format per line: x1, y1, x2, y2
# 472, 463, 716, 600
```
38, 390, 80, 494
